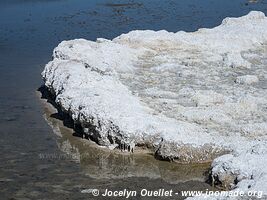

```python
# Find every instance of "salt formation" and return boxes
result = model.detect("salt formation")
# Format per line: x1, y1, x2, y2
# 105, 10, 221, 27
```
235, 75, 259, 84
42, 11, 267, 197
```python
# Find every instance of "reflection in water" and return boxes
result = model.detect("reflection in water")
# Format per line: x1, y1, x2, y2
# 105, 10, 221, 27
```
42, 92, 211, 184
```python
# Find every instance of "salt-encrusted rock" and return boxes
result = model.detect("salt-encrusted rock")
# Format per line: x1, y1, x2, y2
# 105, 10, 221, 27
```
235, 75, 259, 84
188, 143, 267, 199
211, 142, 267, 192
42, 11, 267, 197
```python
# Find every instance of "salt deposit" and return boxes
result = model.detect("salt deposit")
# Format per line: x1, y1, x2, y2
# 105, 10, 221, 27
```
42, 11, 267, 198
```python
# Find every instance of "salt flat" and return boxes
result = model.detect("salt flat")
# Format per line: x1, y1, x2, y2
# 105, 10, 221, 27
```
42, 11, 267, 198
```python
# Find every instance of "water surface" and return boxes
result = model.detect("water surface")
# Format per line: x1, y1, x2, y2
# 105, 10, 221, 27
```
1, 0, 267, 199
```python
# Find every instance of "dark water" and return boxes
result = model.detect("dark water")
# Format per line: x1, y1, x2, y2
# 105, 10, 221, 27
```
0, 0, 267, 199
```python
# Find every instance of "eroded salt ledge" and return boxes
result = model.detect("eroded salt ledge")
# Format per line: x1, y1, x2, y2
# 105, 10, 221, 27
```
42, 11, 267, 198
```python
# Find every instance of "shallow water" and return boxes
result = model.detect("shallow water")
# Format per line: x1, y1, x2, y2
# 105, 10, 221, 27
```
41, 97, 212, 181
0, 0, 267, 199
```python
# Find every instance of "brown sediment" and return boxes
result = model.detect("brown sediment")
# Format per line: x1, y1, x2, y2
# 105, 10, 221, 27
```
155, 141, 231, 164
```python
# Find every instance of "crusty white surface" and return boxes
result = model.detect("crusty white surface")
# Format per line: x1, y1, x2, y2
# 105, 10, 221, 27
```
42, 11, 267, 196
